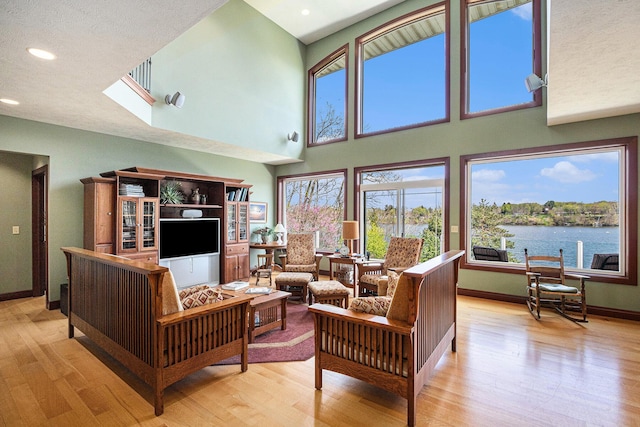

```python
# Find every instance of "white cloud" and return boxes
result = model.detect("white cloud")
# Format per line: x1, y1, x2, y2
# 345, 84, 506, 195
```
511, 4, 532, 21
568, 152, 619, 163
472, 169, 505, 182
540, 161, 596, 183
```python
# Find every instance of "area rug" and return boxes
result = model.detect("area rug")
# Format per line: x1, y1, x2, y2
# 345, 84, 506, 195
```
216, 302, 315, 365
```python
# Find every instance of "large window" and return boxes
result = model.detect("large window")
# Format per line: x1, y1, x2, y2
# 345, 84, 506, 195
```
356, 160, 449, 262
461, 0, 542, 118
278, 170, 346, 252
356, 3, 449, 137
308, 45, 348, 145
461, 137, 637, 284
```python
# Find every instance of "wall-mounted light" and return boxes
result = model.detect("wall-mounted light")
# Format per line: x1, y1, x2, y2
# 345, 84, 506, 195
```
287, 131, 299, 142
524, 73, 547, 93
165, 91, 185, 108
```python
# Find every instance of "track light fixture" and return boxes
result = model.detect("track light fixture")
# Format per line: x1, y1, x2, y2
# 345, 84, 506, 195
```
165, 91, 185, 108
524, 73, 548, 93
287, 131, 299, 142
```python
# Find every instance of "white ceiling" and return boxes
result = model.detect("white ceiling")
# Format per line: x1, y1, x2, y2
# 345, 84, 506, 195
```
1, 0, 638, 164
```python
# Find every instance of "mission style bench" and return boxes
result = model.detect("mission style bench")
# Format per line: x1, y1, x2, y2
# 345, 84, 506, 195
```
61, 247, 253, 415
309, 250, 464, 427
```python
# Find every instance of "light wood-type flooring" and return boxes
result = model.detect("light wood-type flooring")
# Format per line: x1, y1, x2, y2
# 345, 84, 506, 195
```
1, 293, 639, 426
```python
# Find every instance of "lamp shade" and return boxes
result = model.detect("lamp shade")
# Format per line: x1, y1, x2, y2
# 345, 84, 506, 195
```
274, 223, 286, 233
342, 221, 359, 240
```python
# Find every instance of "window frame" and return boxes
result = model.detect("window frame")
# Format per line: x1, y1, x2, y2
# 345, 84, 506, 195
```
459, 137, 638, 285
307, 44, 349, 147
355, 2, 450, 139
355, 157, 450, 254
277, 169, 348, 253
460, 0, 543, 120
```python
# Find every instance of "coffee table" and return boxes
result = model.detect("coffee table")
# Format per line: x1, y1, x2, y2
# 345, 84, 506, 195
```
248, 290, 291, 343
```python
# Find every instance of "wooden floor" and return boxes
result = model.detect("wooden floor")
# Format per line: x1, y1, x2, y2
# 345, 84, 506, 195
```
1, 295, 639, 427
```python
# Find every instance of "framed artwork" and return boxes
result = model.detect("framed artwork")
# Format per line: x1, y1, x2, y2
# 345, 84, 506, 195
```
249, 202, 267, 223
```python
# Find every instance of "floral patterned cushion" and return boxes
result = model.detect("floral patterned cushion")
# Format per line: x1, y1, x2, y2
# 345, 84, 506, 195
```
179, 285, 224, 310
286, 233, 316, 265
349, 296, 392, 316
384, 237, 423, 271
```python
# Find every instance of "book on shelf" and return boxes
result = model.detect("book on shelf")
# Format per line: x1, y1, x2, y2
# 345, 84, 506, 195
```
221, 281, 250, 291
245, 287, 272, 294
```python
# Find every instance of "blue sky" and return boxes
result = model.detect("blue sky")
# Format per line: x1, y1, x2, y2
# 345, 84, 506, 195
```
471, 151, 620, 205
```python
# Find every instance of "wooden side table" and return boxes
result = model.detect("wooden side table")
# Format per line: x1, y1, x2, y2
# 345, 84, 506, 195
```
327, 254, 360, 297
249, 290, 291, 343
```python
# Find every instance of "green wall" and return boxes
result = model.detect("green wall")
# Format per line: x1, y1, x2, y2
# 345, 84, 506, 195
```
0, 0, 638, 313
151, 0, 307, 160
0, 115, 275, 301
0, 152, 33, 294
274, 0, 640, 312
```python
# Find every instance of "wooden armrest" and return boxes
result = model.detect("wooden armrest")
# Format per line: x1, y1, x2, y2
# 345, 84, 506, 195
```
309, 303, 413, 335
358, 263, 384, 274
566, 273, 590, 281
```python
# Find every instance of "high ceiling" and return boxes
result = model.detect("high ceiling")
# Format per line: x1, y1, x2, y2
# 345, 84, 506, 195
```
0, 0, 638, 163
0, 0, 403, 163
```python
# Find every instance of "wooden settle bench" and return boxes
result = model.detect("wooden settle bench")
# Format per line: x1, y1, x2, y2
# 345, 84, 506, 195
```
309, 250, 464, 427
61, 247, 254, 415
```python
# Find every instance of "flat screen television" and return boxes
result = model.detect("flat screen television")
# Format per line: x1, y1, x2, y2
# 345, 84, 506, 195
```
159, 218, 220, 260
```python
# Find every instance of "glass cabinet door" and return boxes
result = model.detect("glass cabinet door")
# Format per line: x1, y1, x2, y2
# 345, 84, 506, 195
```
121, 199, 137, 250
141, 199, 157, 249
238, 203, 248, 242
227, 203, 237, 242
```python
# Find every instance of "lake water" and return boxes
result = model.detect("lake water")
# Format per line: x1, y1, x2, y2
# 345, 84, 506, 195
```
390, 224, 619, 268
502, 225, 619, 267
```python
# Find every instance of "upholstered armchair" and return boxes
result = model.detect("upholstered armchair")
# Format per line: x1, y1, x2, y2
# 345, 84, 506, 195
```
279, 233, 322, 279
357, 236, 423, 296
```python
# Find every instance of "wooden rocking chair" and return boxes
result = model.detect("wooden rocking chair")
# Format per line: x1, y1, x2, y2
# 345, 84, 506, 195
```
524, 248, 589, 322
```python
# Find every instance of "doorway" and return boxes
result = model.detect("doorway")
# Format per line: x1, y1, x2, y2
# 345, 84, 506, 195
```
31, 165, 48, 300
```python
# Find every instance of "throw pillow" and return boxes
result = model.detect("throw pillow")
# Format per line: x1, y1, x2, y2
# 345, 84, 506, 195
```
179, 285, 224, 310
349, 296, 392, 316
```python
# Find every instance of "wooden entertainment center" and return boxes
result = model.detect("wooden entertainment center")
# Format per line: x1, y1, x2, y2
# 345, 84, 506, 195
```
81, 167, 252, 284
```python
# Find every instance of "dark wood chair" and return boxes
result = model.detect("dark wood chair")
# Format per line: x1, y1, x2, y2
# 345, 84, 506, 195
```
356, 237, 423, 296
590, 253, 619, 271
472, 245, 508, 262
279, 233, 322, 279
525, 248, 589, 322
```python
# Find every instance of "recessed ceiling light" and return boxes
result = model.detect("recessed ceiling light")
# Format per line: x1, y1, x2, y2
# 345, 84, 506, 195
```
0, 98, 20, 105
27, 48, 56, 60
301, 9, 310, 16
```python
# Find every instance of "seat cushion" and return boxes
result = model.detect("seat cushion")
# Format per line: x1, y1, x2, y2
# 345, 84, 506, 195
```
538, 283, 579, 294
359, 274, 389, 295
309, 280, 350, 296
275, 272, 314, 284
349, 296, 392, 316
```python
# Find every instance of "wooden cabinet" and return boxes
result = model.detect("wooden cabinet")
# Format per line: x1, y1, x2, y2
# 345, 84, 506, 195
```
81, 177, 116, 254
116, 197, 159, 256
223, 184, 251, 282
83, 167, 252, 283
224, 243, 250, 282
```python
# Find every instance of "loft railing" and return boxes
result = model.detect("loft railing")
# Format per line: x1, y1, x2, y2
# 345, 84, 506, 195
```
129, 58, 152, 92
122, 58, 155, 105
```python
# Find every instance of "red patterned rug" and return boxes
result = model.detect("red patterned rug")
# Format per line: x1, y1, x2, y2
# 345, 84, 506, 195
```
216, 302, 315, 365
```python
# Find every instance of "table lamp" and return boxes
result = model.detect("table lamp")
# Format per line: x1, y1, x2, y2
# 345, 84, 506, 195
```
274, 223, 286, 245
342, 220, 359, 256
